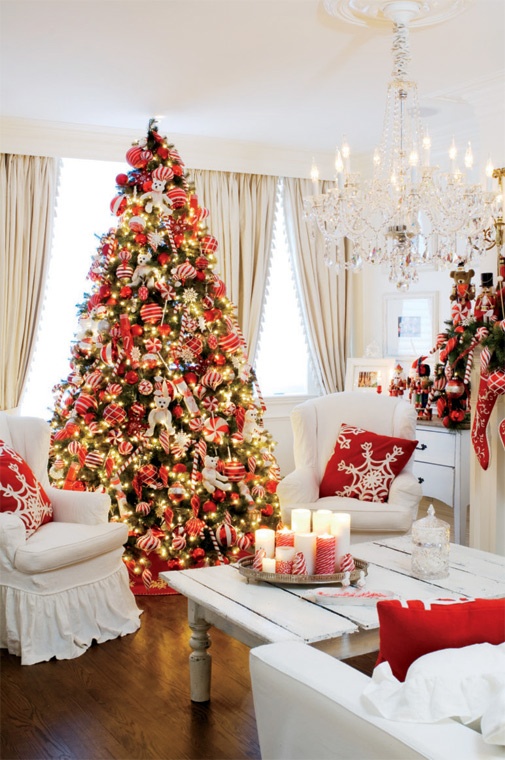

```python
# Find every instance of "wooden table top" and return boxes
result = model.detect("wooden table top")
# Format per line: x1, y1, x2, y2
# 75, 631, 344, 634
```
162, 536, 505, 647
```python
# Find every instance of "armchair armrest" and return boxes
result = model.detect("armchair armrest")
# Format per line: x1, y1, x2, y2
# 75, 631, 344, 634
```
0, 512, 26, 570
47, 486, 111, 525
277, 466, 319, 506
388, 471, 422, 512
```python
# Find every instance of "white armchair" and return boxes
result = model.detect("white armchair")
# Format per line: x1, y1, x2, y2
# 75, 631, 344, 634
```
0, 412, 141, 665
277, 393, 422, 541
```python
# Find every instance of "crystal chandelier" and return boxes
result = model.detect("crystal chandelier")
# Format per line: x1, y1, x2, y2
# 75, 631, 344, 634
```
305, 0, 501, 290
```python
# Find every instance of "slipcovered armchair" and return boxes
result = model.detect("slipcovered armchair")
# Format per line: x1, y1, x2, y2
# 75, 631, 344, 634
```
277, 393, 422, 542
0, 412, 141, 665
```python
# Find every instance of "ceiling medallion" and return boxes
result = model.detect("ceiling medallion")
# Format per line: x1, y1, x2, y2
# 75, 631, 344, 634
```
323, 0, 472, 28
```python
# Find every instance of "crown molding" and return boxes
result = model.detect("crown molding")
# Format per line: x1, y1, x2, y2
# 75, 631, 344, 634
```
0, 117, 338, 180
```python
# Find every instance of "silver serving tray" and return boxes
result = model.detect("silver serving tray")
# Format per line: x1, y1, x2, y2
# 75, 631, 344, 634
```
236, 555, 368, 586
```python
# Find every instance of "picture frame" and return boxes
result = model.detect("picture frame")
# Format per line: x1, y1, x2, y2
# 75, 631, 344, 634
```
344, 358, 395, 393
383, 293, 438, 358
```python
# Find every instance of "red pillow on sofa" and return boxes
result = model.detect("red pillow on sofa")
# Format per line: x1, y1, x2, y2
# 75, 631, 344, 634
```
376, 597, 505, 681
0, 439, 53, 537
319, 424, 417, 502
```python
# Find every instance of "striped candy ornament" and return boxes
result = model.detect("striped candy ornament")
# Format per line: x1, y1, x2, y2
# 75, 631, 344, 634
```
88, 421, 100, 436
236, 533, 252, 551
172, 261, 197, 281
141, 567, 153, 590
106, 383, 122, 397
116, 263, 133, 280
103, 403, 127, 426
138, 379, 154, 395
136, 529, 161, 553
339, 553, 356, 573
201, 370, 223, 390
216, 522, 237, 547
211, 277, 227, 299
136, 501, 152, 515
223, 460, 246, 482
152, 165, 174, 182
171, 533, 186, 551
218, 332, 241, 353
292, 551, 308, 575
202, 416, 229, 444
85, 370, 103, 389
110, 194, 127, 216
84, 451, 104, 470
75, 392, 98, 416
118, 441, 134, 456
129, 215, 146, 233
126, 146, 152, 168
167, 187, 187, 208
140, 303, 163, 324
201, 235, 218, 254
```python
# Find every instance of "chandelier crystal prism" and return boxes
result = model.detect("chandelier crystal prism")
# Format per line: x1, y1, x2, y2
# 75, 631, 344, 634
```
304, 0, 499, 290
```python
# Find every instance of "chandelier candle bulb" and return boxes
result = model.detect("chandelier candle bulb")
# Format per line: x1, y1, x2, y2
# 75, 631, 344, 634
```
312, 509, 333, 535
291, 508, 312, 533
255, 528, 275, 559
294, 533, 317, 575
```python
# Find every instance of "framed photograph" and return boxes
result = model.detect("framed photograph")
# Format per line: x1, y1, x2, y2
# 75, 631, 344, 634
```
384, 293, 437, 357
345, 358, 395, 392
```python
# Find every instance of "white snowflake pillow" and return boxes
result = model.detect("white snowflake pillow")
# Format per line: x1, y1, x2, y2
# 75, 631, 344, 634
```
319, 424, 418, 502
0, 439, 53, 536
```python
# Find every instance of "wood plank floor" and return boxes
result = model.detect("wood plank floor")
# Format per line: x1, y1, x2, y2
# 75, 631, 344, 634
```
1, 496, 455, 760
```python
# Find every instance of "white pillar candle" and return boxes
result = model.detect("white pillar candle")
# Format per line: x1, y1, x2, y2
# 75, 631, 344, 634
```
312, 509, 333, 535
291, 509, 311, 533
255, 528, 275, 559
262, 557, 276, 574
275, 545, 296, 562
294, 533, 317, 575
331, 513, 351, 569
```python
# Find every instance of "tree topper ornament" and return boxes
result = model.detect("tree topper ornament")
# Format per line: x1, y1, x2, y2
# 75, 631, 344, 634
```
140, 166, 174, 215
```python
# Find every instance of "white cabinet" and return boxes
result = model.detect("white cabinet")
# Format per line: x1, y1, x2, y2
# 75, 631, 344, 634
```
413, 423, 470, 545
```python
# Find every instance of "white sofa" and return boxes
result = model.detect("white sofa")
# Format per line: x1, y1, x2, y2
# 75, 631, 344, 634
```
0, 412, 141, 665
277, 393, 422, 541
250, 642, 504, 760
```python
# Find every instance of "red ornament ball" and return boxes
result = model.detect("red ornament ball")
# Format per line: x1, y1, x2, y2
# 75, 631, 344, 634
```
157, 253, 170, 266
131, 324, 143, 337
157, 147, 169, 159
195, 271, 206, 282
203, 500, 216, 513
261, 504, 274, 517
116, 173, 129, 186
213, 353, 226, 366
158, 324, 171, 336
135, 233, 147, 245
265, 480, 278, 494
213, 488, 226, 503
184, 372, 198, 386
120, 286, 132, 299
446, 378, 465, 399
173, 463, 187, 473
125, 371, 139, 385
172, 405, 184, 419
142, 180, 153, 192
192, 548, 206, 560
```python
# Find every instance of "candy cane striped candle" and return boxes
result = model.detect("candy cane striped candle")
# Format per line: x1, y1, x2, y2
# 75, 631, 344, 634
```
315, 533, 337, 575
275, 560, 293, 574
275, 526, 295, 547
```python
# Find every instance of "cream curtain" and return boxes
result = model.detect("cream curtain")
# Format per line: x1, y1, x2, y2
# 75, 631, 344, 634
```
0, 154, 60, 410
191, 170, 277, 363
283, 177, 352, 394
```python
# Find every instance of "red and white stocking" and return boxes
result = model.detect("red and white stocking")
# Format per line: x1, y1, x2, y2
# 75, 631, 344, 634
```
472, 369, 505, 470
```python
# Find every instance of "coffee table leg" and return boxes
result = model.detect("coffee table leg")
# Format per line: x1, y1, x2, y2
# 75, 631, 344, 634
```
188, 600, 212, 702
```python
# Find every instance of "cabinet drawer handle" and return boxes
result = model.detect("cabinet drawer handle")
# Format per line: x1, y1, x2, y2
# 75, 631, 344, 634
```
416, 443, 428, 451
418, 477, 424, 484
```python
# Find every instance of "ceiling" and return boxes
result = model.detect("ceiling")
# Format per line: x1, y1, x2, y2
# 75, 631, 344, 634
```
0, 0, 504, 175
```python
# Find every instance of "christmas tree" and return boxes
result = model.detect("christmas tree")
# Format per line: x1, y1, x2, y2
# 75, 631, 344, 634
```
49, 120, 282, 593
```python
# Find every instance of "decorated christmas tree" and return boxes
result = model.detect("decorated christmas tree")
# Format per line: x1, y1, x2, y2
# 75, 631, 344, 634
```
49, 120, 282, 593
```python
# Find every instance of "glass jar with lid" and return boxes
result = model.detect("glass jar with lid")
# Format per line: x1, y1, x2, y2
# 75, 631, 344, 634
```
411, 504, 450, 579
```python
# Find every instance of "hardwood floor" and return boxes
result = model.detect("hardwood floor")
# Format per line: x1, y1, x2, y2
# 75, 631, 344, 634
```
1, 496, 457, 760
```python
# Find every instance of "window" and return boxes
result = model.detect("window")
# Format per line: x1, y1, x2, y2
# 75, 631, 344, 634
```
21, 163, 317, 418
254, 180, 318, 396
21, 158, 123, 418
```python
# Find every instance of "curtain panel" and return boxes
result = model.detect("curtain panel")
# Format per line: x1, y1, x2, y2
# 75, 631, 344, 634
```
0, 154, 60, 410
283, 177, 352, 394
191, 169, 277, 363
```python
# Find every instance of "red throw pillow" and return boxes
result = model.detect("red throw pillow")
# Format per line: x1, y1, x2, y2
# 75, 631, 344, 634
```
376, 598, 505, 682
319, 424, 418, 502
0, 439, 53, 537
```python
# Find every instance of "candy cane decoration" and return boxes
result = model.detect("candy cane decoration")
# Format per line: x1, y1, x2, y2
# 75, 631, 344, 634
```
173, 375, 200, 415
116, 440, 147, 476
199, 526, 222, 556
464, 327, 489, 384
110, 474, 129, 516
191, 438, 207, 489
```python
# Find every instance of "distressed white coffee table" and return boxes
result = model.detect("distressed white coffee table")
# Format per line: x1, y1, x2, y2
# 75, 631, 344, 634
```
161, 536, 505, 702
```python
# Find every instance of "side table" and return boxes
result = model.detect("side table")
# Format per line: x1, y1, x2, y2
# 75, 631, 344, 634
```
413, 421, 470, 545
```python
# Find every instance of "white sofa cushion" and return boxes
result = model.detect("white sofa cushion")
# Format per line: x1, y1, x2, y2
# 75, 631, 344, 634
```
14, 521, 129, 574
362, 642, 505, 730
